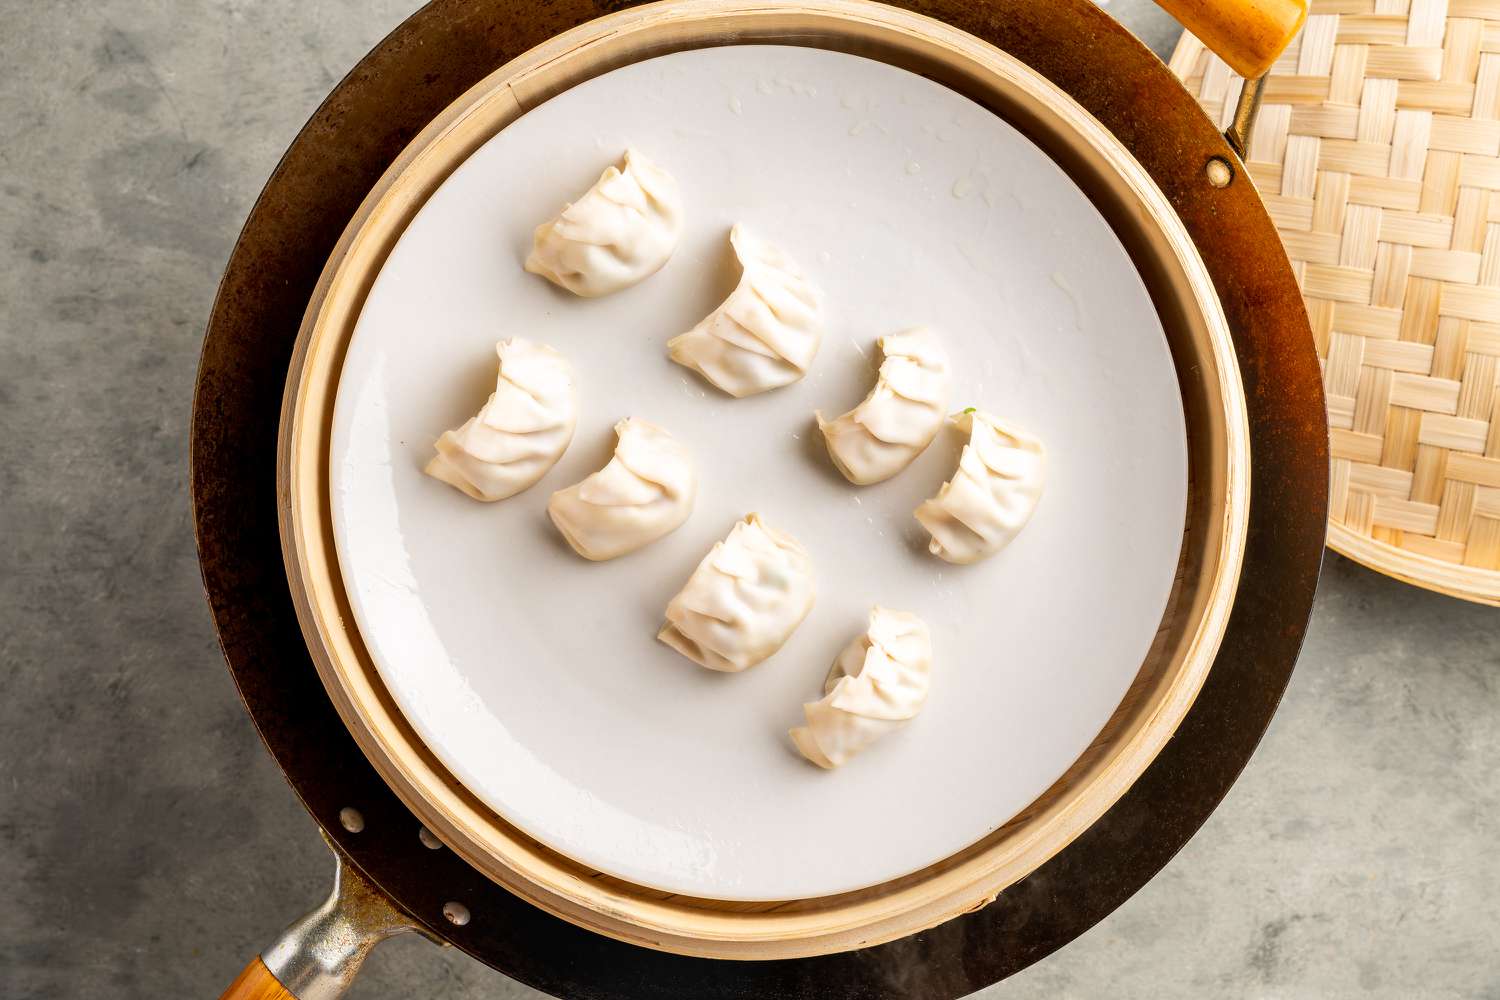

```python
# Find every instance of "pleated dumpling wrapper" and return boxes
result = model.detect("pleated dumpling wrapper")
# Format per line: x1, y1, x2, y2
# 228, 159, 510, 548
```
525, 149, 682, 297
790, 607, 933, 769
667, 225, 823, 397
914, 409, 1045, 564
817, 327, 952, 485
547, 418, 697, 561
658, 513, 816, 672
425, 338, 578, 502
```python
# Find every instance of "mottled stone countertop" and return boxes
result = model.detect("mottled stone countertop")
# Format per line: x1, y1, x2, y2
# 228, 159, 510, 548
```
2, 2, 1496, 997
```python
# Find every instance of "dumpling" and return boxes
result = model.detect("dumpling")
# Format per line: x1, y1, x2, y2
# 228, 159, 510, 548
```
547, 418, 696, 560
658, 513, 816, 672
667, 225, 823, 397
790, 607, 933, 769
525, 149, 682, 297
424, 338, 577, 501
914, 409, 1045, 564
817, 327, 952, 485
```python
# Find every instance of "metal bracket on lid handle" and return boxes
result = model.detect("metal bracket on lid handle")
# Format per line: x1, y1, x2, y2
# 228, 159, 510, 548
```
1153, 0, 1308, 162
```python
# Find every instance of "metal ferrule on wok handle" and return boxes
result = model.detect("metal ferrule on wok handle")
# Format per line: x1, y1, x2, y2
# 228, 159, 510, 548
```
220, 836, 442, 1000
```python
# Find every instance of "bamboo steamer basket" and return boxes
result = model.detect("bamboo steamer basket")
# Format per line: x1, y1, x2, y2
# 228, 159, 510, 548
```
1174, 1, 1500, 606
277, 0, 1295, 961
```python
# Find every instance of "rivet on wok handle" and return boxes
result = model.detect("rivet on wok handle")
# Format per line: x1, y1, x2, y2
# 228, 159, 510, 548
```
442, 901, 471, 926
1205, 157, 1235, 189
338, 807, 365, 833
418, 825, 443, 850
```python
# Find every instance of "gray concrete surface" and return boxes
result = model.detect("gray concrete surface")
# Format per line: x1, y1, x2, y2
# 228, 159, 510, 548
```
1, 1, 1497, 997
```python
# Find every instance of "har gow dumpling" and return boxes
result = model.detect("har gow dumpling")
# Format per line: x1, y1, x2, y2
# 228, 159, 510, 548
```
658, 513, 816, 672
424, 338, 577, 501
667, 225, 823, 397
914, 409, 1045, 564
817, 327, 952, 485
525, 149, 682, 297
547, 418, 696, 561
790, 607, 933, 770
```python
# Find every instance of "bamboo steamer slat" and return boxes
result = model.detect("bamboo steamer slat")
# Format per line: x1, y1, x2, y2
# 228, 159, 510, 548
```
1173, 2, 1500, 606
279, 0, 1250, 959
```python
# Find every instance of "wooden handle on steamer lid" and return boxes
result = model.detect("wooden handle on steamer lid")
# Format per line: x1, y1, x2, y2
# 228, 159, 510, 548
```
220, 957, 295, 1000
1156, 0, 1308, 77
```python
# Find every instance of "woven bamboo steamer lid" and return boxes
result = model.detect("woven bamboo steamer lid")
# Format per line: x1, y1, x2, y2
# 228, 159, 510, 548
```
1172, 1, 1500, 606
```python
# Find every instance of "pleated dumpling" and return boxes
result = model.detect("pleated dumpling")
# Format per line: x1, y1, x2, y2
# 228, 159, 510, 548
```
425, 338, 577, 501
817, 327, 952, 485
667, 225, 823, 397
547, 418, 696, 561
914, 410, 1045, 564
658, 513, 816, 672
525, 149, 682, 297
790, 607, 933, 770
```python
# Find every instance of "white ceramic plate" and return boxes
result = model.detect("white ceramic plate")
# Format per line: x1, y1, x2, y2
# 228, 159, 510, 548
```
329, 45, 1188, 901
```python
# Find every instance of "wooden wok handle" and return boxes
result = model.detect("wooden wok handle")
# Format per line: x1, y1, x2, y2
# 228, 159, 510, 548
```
220, 958, 295, 1000
1156, 0, 1308, 77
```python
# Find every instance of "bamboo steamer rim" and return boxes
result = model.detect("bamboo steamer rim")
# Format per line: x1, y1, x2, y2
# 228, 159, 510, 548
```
278, 0, 1251, 959
1172, 6, 1500, 607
